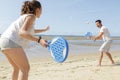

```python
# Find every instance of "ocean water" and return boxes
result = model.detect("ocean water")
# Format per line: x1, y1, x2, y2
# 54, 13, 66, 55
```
69, 39, 120, 53
0, 38, 120, 60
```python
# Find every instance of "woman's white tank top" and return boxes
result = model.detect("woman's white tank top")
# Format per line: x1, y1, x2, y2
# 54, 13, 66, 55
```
1, 14, 35, 48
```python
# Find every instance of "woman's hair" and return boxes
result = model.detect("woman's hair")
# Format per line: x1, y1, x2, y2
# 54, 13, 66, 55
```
21, 0, 41, 15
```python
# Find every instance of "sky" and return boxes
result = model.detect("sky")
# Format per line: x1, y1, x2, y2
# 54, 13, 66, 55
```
0, 0, 120, 36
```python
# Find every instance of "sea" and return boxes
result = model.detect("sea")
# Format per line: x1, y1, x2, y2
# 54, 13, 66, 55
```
0, 35, 120, 60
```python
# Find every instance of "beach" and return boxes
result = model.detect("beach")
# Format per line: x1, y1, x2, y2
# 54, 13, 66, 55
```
0, 51, 120, 80
0, 36, 120, 80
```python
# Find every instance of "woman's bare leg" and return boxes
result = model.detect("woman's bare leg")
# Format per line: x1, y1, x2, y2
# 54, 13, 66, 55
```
3, 53, 19, 80
2, 48, 30, 80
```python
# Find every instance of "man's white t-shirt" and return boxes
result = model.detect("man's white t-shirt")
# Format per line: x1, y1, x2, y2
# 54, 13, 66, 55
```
100, 26, 112, 41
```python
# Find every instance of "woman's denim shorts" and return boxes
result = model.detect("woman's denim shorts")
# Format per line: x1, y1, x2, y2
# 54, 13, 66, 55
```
0, 37, 21, 51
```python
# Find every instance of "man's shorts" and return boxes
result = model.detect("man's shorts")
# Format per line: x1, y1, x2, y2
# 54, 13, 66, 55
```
99, 40, 112, 53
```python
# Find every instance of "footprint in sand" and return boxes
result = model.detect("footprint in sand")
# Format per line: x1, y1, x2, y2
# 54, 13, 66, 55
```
2, 76, 7, 79
92, 69, 100, 73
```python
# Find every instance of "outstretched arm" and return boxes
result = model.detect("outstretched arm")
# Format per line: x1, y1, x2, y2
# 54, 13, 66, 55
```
19, 15, 48, 47
89, 32, 103, 41
19, 15, 38, 42
94, 32, 103, 41
34, 26, 50, 33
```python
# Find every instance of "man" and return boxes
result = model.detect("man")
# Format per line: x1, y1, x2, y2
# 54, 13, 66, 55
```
91, 20, 115, 66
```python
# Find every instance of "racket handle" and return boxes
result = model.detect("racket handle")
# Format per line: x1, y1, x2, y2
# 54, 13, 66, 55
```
47, 40, 51, 51
47, 40, 51, 45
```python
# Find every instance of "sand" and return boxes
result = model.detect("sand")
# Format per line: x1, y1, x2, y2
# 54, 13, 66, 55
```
0, 50, 120, 80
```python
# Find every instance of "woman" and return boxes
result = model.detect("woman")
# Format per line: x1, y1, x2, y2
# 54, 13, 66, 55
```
0, 0, 48, 80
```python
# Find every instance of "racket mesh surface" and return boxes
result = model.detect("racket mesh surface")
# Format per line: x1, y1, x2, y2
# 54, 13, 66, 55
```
50, 37, 68, 62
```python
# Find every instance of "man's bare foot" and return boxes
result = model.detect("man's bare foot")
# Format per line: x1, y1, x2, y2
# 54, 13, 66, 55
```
112, 61, 115, 65
97, 64, 101, 66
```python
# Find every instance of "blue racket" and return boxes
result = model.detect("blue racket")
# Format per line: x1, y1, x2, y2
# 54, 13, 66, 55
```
85, 32, 92, 39
47, 37, 69, 63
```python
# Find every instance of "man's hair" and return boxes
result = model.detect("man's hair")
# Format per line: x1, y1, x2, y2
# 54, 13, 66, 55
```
95, 20, 102, 23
